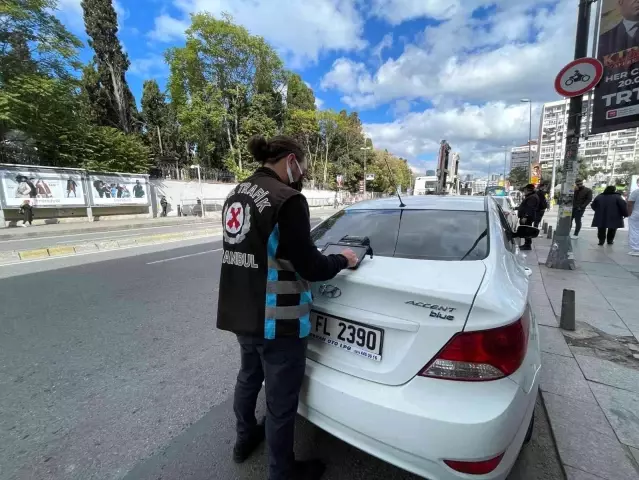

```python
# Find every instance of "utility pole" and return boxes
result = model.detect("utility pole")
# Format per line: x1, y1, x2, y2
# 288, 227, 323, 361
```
546, 0, 592, 270
360, 140, 371, 198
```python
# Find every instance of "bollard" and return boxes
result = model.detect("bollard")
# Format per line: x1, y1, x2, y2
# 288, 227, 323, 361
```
543, 222, 548, 234
560, 289, 576, 331
547, 225, 553, 239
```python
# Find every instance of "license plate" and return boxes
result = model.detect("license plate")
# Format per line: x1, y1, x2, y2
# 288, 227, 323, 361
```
309, 312, 383, 362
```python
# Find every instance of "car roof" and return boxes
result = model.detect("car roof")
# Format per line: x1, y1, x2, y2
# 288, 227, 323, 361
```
346, 195, 487, 212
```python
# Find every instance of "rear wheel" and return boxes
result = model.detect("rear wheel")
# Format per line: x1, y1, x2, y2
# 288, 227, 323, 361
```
524, 413, 534, 444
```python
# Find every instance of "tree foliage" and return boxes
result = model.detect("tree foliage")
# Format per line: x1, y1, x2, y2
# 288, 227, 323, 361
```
81, 0, 138, 133
1, 4, 407, 188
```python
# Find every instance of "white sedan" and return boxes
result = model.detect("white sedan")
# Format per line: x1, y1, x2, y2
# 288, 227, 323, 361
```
299, 195, 541, 480
490, 195, 519, 231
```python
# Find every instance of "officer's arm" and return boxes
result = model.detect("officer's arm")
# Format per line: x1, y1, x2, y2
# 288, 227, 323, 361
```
278, 195, 348, 282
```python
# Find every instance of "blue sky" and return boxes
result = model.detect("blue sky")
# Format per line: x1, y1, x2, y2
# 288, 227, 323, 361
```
54, 0, 580, 177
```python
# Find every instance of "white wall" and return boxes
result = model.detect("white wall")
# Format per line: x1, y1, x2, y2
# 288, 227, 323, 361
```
151, 179, 336, 216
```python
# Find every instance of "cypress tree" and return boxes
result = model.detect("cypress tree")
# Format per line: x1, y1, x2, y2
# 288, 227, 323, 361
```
81, 0, 137, 133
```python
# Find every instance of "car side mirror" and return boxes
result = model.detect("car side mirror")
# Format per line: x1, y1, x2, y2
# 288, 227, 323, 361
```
514, 225, 540, 238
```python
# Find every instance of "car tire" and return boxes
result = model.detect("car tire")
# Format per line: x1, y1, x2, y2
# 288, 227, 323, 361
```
524, 413, 534, 444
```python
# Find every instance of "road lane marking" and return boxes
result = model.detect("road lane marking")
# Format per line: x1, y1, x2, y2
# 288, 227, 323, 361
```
146, 249, 223, 265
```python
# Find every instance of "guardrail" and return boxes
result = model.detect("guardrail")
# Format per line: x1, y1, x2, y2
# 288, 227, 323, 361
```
178, 196, 335, 216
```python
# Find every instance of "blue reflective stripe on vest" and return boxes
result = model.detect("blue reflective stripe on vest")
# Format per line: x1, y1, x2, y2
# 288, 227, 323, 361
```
264, 225, 279, 339
264, 223, 313, 339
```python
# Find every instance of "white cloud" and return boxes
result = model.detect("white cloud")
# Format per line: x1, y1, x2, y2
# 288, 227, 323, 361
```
129, 54, 169, 78
322, 1, 577, 108
148, 14, 190, 43
315, 97, 325, 109
364, 102, 540, 175
371, 33, 393, 64
371, 0, 461, 25
147, 0, 366, 65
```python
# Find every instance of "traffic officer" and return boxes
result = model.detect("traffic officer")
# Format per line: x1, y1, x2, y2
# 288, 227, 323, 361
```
217, 135, 358, 480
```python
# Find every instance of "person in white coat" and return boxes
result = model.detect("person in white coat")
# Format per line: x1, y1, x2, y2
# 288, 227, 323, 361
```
628, 179, 639, 256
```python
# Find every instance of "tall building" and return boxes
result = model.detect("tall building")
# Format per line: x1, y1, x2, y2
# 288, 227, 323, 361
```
510, 141, 538, 171
537, 96, 639, 183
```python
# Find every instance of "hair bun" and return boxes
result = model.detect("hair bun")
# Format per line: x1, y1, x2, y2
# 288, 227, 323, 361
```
248, 135, 270, 162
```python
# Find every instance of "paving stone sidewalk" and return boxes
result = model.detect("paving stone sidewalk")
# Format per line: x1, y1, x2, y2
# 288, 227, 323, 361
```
525, 213, 639, 479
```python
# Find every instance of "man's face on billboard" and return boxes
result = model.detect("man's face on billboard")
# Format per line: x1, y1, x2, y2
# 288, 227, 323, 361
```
619, 0, 639, 21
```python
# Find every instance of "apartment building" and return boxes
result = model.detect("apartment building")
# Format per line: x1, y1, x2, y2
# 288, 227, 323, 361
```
537, 96, 639, 182
510, 141, 538, 171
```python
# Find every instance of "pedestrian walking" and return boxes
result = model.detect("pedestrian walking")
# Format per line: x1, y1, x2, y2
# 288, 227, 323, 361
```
217, 135, 358, 480
518, 184, 539, 251
591, 186, 628, 246
160, 196, 168, 217
627, 181, 639, 256
19, 200, 33, 227
534, 184, 548, 228
571, 179, 593, 239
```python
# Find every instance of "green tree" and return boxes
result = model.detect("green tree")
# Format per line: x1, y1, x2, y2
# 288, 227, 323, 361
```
286, 73, 315, 111
0, 0, 82, 84
81, 0, 138, 133
617, 161, 639, 186
166, 13, 285, 175
508, 167, 528, 188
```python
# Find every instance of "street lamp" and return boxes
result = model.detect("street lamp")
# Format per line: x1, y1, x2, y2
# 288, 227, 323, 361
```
521, 99, 533, 181
360, 139, 371, 197
501, 145, 509, 186
190, 164, 204, 217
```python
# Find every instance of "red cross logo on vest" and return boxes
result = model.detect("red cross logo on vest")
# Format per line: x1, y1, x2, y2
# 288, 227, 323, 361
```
225, 202, 244, 235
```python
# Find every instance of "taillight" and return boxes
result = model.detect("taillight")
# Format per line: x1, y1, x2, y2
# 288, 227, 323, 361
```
444, 453, 504, 474
419, 314, 530, 381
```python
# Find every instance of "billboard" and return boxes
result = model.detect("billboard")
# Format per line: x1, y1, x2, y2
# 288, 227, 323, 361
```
592, 0, 639, 133
0, 166, 86, 208
88, 174, 149, 206
631, 174, 639, 193
530, 162, 541, 186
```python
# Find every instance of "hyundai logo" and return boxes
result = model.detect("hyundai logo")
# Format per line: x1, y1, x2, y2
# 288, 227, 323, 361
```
319, 284, 341, 298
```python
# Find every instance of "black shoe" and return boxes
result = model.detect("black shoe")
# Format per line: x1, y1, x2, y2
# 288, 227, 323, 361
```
607, 242, 614, 246
598, 242, 604, 246
520, 245, 532, 251
233, 420, 265, 463
293, 459, 326, 480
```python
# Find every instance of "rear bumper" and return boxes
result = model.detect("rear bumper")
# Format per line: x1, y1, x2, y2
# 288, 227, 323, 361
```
298, 361, 540, 480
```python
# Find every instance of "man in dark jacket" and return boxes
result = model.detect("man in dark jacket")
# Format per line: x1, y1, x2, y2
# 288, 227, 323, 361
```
217, 135, 357, 480
160, 196, 168, 217
518, 184, 540, 250
533, 185, 549, 228
571, 179, 593, 239
591, 186, 628, 245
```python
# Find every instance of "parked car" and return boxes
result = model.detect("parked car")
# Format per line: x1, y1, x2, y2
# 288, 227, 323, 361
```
491, 195, 519, 231
301, 195, 541, 480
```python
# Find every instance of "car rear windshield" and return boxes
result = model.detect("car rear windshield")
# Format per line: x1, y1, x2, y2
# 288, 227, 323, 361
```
311, 209, 489, 261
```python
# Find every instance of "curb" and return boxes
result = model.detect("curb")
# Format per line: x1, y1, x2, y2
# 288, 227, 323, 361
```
1, 228, 222, 264
0, 217, 220, 240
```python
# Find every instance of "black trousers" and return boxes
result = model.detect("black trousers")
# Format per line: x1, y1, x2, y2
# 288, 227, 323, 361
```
161, 205, 167, 216
572, 208, 584, 236
520, 217, 534, 246
234, 335, 307, 480
533, 212, 544, 228
597, 228, 617, 245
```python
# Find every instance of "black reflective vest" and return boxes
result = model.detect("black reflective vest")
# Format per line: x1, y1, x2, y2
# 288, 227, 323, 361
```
216, 168, 313, 339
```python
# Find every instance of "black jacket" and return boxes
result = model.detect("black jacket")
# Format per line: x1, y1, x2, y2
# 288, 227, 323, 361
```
535, 191, 548, 213
573, 186, 593, 211
591, 192, 628, 229
216, 168, 347, 339
518, 192, 539, 219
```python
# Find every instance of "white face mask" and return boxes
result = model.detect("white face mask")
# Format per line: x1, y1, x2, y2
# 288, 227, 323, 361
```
286, 156, 303, 184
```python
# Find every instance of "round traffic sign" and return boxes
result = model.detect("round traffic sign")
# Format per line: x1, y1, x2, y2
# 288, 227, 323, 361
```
554, 57, 603, 97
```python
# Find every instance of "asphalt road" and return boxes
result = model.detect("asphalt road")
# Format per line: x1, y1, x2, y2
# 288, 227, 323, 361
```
0, 239, 564, 480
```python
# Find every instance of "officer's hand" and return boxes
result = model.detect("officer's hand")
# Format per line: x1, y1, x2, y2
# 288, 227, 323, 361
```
341, 249, 359, 268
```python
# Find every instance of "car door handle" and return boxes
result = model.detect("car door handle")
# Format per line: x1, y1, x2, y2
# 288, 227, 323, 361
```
524, 267, 533, 277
